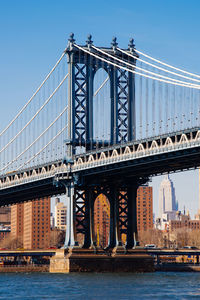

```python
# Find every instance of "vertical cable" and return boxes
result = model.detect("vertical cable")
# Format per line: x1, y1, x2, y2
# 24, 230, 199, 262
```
139, 64, 143, 139
165, 83, 169, 133
172, 85, 175, 132
145, 75, 149, 138
159, 78, 162, 135
152, 77, 156, 136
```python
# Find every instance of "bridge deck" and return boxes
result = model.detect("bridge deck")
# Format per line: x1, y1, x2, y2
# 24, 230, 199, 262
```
0, 127, 200, 205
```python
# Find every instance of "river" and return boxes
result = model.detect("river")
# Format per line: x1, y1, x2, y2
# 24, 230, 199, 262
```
0, 272, 200, 299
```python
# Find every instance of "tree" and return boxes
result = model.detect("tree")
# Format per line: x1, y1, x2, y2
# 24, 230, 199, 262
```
50, 229, 65, 248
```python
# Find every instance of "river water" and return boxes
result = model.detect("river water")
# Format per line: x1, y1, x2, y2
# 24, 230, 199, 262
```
0, 272, 200, 299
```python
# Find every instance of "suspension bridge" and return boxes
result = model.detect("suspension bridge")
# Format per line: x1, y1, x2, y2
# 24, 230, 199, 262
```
0, 33, 200, 250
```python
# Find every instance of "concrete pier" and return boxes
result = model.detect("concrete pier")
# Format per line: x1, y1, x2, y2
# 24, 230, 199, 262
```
49, 249, 154, 273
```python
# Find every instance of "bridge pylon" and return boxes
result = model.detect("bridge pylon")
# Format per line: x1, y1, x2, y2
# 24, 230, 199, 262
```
65, 33, 138, 156
62, 34, 146, 250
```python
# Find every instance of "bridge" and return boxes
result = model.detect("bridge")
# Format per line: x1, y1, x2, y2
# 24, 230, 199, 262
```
1, 33, 200, 251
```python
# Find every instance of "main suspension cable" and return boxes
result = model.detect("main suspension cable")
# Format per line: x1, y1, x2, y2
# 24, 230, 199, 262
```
117, 47, 200, 84
92, 45, 200, 88
74, 44, 200, 89
135, 48, 200, 79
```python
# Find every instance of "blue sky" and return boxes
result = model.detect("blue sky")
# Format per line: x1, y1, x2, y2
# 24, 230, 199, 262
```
0, 0, 200, 217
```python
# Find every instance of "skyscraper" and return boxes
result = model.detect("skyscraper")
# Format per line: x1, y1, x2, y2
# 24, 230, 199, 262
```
159, 175, 177, 216
158, 175, 178, 229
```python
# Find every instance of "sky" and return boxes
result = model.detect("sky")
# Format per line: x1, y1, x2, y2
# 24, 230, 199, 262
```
0, 0, 200, 218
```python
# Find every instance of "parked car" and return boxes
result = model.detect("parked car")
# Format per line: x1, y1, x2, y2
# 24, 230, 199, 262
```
144, 244, 157, 249
183, 246, 198, 250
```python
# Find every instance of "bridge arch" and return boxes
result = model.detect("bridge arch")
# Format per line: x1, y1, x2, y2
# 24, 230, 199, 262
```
165, 137, 173, 147
93, 193, 110, 248
195, 131, 200, 140
179, 133, 188, 144
88, 154, 95, 163
93, 68, 111, 143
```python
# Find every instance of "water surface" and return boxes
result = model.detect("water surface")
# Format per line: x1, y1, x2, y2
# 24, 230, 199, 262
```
0, 272, 200, 299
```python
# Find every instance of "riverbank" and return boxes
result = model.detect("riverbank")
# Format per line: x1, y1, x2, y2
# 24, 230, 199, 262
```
1, 261, 200, 273
0, 265, 49, 273
156, 263, 200, 272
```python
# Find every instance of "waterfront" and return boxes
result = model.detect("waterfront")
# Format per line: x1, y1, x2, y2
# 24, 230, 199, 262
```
1, 272, 200, 299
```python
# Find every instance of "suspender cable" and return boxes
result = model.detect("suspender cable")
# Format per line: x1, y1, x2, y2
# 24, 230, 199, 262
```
152, 76, 156, 136
139, 65, 143, 139
0, 73, 69, 155
0, 52, 65, 137
158, 78, 162, 135
17, 125, 67, 170
165, 84, 169, 133
145, 76, 149, 137
1, 107, 68, 172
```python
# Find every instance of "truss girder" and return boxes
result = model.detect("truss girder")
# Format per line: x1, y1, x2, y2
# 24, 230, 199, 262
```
75, 189, 86, 234
117, 69, 129, 143
74, 64, 87, 145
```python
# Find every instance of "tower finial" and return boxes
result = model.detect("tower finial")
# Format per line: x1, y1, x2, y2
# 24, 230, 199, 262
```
111, 37, 118, 52
69, 32, 75, 43
129, 38, 135, 52
86, 34, 93, 49
68, 33, 75, 50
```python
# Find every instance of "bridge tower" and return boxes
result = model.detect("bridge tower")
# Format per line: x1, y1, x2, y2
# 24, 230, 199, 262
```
63, 34, 146, 250
66, 33, 137, 156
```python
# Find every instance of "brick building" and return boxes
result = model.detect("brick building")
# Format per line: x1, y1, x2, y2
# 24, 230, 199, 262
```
0, 225, 10, 243
169, 214, 200, 232
94, 194, 110, 248
11, 203, 24, 243
0, 207, 11, 226
137, 186, 153, 232
11, 197, 50, 249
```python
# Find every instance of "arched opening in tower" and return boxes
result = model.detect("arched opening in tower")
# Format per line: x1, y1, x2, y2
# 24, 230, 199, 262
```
94, 194, 110, 248
93, 68, 111, 146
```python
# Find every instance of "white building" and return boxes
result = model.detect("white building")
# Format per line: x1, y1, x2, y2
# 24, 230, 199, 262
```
55, 201, 67, 231
50, 213, 55, 229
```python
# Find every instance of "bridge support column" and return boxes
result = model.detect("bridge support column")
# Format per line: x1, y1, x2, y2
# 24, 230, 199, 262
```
126, 183, 138, 249
82, 188, 94, 248
64, 184, 76, 248
108, 188, 119, 248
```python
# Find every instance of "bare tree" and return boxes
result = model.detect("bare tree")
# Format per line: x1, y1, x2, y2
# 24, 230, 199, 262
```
50, 229, 65, 248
